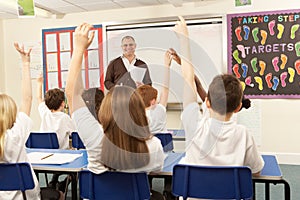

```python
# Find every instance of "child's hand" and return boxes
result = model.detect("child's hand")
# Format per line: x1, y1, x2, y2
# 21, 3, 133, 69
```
37, 73, 43, 83
74, 23, 95, 52
164, 49, 173, 67
169, 48, 181, 65
14, 42, 32, 64
174, 16, 189, 38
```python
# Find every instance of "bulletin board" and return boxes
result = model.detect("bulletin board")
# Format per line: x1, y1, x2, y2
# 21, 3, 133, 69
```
227, 9, 300, 98
42, 25, 104, 91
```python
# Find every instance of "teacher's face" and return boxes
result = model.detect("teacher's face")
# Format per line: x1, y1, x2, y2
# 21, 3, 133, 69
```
121, 38, 136, 56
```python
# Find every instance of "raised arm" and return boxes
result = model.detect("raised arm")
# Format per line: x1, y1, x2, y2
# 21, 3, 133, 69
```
36, 74, 43, 104
159, 49, 172, 107
173, 17, 197, 108
65, 23, 95, 114
14, 43, 32, 116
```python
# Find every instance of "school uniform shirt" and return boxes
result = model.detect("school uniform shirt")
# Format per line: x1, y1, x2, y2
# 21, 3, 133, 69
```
180, 102, 264, 173
0, 112, 40, 200
38, 102, 76, 149
146, 104, 167, 134
72, 106, 165, 174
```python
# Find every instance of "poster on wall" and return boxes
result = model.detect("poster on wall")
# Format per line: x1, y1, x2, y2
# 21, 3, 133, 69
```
227, 9, 300, 98
42, 25, 104, 91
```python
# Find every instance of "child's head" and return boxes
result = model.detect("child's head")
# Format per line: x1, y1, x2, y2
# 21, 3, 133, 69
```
44, 88, 65, 111
99, 86, 151, 170
136, 85, 158, 108
207, 74, 243, 115
0, 94, 17, 157
82, 88, 104, 121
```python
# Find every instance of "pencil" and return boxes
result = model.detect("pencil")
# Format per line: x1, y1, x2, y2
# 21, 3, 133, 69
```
41, 153, 54, 160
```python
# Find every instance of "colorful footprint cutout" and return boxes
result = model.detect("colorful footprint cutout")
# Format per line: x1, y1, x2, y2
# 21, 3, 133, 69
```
288, 67, 295, 83
268, 20, 275, 36
295, 41, 300, 57
233, 64, 241, 78
245, 76, 254, 87
237, 45, 246, 58
295, 59, 300, 75
280, 72, 287, 87
272, 56, 279, 72
235, 26, 243, 41
240, 81, 246, 91
233, 49, 242, 64
252, 27, 259, 42
260, 30, 267, 45
254, 76, 263, 91
280, 54, 287, 69
259, 60, 266, 76
290, 24, 300, 39
241, 63, 248, 78
265, 73, 272, 88
272, 76, 279, 91
251, 57, 258, 73
243, 25, 250, 40
277, 24, 284, 39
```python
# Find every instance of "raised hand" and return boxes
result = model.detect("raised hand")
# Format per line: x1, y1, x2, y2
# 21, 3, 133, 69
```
14, 42, 32, 63
74, 23, 95, 52
174, 16, 189, 39
169, 48, 181, 65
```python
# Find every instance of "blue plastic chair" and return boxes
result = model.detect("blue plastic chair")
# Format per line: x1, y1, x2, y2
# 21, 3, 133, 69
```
79, 170, 151, 200
154, 133, 174, 152
0, 162, 35, 200
25, 132, 59, 149
71, 132, 85, 149
172, 164, 253, 200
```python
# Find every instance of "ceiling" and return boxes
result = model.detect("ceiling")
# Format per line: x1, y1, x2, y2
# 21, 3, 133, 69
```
0, 0, 206, 19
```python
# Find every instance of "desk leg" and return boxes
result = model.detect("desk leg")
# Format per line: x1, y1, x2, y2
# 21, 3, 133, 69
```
252, 181, 256, 200
70, 173, 78, 200
265, 183, 270, 200
282, 179, 291, 200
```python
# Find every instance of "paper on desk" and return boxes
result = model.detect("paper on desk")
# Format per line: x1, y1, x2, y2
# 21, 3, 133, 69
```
129, 67, 146, 83
27, 152, 82, 164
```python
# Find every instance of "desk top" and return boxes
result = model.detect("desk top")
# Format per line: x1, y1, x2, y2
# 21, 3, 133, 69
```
26, 148, 88, 172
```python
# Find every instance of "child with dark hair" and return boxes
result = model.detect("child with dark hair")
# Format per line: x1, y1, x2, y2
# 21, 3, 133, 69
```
81, 87, 104, 122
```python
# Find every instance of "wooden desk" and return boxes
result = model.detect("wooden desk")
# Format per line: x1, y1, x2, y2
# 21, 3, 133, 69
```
26, 148, 88, 200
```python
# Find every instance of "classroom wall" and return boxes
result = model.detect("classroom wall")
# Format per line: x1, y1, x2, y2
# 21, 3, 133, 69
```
2, 0, 300, 164
0, 20, 4, 92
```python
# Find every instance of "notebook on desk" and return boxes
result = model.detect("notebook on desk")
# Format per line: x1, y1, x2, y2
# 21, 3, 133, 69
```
27, 152, 83, 164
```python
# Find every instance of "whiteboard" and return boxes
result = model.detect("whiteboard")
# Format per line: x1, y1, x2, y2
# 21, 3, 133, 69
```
105, 18, 224, 102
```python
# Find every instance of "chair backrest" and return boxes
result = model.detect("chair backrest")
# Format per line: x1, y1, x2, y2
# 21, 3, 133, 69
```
172, 164, 253, 200
154, 133, 174, 152
25, 132, 59, 149
0, 162, 35, 200
79, 170, 151, 200
71, 132, 85, 149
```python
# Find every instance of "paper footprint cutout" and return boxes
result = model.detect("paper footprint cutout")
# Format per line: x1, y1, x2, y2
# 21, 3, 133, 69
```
252, 27, 259, 42
233, 64, 241, 78
272, 76, 279, 91
272, 56, 279, 72
265, 73, 272, 88
245, 76, 254, 87
288, 67, 295, 83
259, 60, 266, 76
254, 76, 263, 91
235, 26, 243, 41
251, 57, 258, 73
233, 49, 242, 64
295, 59, 300, 75
280, 54, 287, 69
280, 72, 288, 87
243, 25, 250, 40
241, 63, 248, 78
240, 81, 246, 91
237, 45, 246, 58
260, 30, 267, 45
268, 20, 275, 36
290, 24, 300, 39
277, 24, 284, 39
295, 41, 300, 57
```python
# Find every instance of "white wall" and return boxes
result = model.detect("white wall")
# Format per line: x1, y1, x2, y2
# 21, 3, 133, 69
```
2, 0, 300, 163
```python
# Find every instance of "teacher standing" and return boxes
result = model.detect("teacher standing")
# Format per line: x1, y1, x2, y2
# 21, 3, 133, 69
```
104, 36, 152, 90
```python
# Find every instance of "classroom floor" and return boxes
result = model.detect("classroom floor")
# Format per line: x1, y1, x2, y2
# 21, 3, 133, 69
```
39, 164, 299, 200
